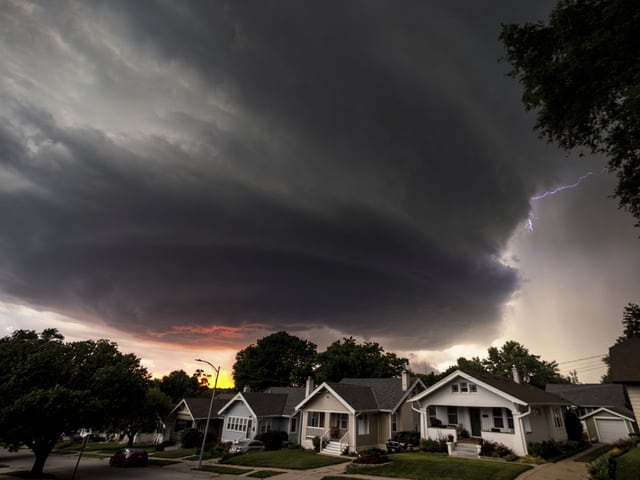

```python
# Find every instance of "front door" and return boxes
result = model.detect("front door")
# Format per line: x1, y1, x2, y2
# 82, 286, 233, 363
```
470, 408, 481, 437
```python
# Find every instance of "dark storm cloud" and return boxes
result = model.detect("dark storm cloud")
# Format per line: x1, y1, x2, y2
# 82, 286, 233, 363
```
0, 1, 559, 349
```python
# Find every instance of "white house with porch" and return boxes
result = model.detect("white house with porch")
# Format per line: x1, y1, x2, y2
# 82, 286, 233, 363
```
409, 369, 569, 456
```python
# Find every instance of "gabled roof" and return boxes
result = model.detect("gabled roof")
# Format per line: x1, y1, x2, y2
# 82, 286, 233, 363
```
295, 377, 424, 413
339, 377, 425, 411
545, 383, 627, 408
219, 389, 304, 418
169, 394, 235, 420
610, 337, 640, 383
580, 406, 637, 423
265, 387, 306, 416
410, 370, 568, 406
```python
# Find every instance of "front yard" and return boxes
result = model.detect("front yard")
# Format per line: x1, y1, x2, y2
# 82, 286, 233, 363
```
221, 449, 349, 469
223, 449, 530, 480
344, 452, 531, 480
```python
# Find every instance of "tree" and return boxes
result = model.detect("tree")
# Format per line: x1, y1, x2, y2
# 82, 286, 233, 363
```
0, 330, 151, 475
421, 341, 571, 388
602, 302, 640, 382
618, 302, 640, 341
500, 0, 640, 224
314, 337, 408, 383
482, 340, 569, 388
232, 331, 317, 391
120, 387, 171, 447
157, 369, 200, 403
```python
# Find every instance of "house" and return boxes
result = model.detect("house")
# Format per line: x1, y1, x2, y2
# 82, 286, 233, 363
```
409, 369, 569, 456
294, 371, 426, 455
546, 383, 638, 443
164, 394, 235, 444
218, 388, 305, 444
610, 337, 640, 423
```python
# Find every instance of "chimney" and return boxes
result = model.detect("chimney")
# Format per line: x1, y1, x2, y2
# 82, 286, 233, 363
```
243, 385, 251, 392
305, 376, 315, 397
512, 365, 520, 384
401, 370, 410, 391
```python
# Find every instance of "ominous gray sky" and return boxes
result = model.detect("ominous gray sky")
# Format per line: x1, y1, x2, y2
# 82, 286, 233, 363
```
1, 0, 638, 383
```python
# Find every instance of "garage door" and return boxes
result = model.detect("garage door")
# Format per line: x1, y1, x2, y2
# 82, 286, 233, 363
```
595, 418, 627, 443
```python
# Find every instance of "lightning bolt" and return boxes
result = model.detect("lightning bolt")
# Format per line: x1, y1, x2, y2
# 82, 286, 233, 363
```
526, 169, 606, 232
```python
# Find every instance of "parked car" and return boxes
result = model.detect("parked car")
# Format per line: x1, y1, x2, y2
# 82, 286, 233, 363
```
386, 431, 420, 453
109, 448, 149, 467
228, 439, 265, 454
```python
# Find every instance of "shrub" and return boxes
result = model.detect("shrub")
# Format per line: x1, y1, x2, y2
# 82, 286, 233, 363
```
181, 428, 203, 448
480, 440, 515, 458
588, 451, 615, 480
420, 438, 446, 453
257, 430, 288, 450
528, 440, 561, 460
312, 436, 321, 452
353, 448, 389, 464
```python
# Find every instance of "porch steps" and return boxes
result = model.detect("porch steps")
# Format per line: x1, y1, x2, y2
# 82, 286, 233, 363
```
450, 441, 481, 458
321, 440, 344, 456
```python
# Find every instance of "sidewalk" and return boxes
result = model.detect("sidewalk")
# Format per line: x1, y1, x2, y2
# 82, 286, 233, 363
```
513, 446, 598, 480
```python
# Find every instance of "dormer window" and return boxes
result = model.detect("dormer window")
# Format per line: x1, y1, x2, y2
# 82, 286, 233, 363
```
460, 382, 468, 393
451, 384, 459, 393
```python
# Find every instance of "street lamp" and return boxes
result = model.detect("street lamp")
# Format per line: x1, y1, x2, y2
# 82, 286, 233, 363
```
195, 358, 221, 468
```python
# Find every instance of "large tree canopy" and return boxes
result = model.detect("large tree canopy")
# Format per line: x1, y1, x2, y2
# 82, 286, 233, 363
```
232, 331, 317, 391
156, 369, 200, 403
501, 0, 640, 224
422, 340, 571, 389
0, 329, 152, 474
314, 337, 408, 383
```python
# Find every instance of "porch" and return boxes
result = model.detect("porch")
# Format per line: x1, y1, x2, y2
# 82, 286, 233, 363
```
303, 412, 351, 455
425, 405, 521, 455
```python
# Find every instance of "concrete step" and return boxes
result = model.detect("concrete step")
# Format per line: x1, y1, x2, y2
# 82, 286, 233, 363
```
451, 442, 480, 458
321, 441, 344, 456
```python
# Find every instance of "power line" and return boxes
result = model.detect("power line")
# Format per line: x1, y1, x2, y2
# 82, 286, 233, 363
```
557, 354, 606, 365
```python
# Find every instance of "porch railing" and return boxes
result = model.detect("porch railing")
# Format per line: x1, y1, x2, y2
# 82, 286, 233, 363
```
338, 431, 349, 454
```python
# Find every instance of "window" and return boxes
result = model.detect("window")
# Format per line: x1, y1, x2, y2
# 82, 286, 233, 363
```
451, 382, 477, 393
552, 408, 564, 428
357, 414, 370, 435
290, 417, 297, 433
226, 416, 249, 432
391, 413, 397, 432
308, 411, 325, 428
493, 408, 504, 429
447, 407, 458, 425
506, 409, 514, 429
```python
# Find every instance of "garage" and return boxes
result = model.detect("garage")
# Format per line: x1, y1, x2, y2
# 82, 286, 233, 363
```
595, 418, 628, 443
581, 407, 637, 444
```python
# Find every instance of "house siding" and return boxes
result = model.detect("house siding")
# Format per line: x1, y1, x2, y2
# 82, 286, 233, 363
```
220, 401, 255, 443
626, 385, 640, 421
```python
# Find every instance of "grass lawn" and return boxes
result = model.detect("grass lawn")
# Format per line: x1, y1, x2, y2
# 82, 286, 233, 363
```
615, 447, 640, 480
197, 464, 254, 475
150, 447, 199, 459
247, 470, 287, 478
574, 445, 613, 463
222, 449, 350, 469
345, 452, 531, 480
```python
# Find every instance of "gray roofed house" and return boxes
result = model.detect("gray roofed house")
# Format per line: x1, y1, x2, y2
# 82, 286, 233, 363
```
294, 371, 426, 455
218, 388, 305, 444
164, 393, 235, 443
545, 383, 629, 414
408, 369, 569, 457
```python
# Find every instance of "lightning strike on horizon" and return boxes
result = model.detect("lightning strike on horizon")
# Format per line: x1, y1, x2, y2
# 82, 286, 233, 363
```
526, 170, 605, 232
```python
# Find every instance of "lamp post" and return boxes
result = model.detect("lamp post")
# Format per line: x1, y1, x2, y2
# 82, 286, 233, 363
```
195, 358, 220, 468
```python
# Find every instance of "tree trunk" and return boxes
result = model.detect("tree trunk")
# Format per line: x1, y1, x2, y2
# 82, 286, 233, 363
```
31, 442, 54, 475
